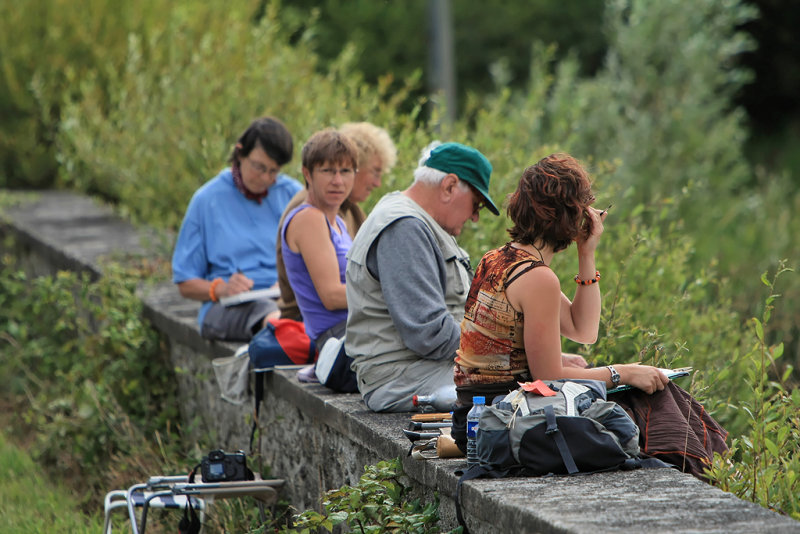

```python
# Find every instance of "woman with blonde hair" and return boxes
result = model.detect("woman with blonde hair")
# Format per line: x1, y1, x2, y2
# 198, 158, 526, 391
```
276, 122, 397, 321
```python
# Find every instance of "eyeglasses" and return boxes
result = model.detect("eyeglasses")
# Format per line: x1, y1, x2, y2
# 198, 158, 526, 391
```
246, 157, 280, 176
318, 167, 355, 178
467, 183, 486, 215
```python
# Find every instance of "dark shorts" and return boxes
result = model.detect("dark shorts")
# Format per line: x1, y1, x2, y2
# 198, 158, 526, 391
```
201, 299, 278, 341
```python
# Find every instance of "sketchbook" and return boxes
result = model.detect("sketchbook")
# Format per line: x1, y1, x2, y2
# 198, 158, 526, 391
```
607, 367, 692, 394
219, 286, 280, 307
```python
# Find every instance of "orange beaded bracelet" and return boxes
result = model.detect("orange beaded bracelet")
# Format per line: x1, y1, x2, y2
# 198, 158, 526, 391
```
574, 271, 601, 286
209, 278, 223, 302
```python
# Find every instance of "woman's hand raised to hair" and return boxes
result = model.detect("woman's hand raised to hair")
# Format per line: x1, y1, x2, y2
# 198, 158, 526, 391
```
618, 363, 670, 394
575, 207, 606, 256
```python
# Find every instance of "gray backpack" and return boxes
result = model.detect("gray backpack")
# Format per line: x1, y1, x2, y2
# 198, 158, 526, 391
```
456, 379, 672, 532
476, 379, 639, 474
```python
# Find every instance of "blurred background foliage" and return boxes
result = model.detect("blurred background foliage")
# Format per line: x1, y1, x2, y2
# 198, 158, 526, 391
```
1, 0, 799, 520
279, 0, 607, 107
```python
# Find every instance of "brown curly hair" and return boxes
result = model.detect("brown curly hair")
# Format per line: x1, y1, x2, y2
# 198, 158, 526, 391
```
506, 153, 594, 253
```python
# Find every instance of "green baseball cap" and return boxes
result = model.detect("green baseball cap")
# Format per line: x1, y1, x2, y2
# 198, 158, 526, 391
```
424, 142, 499, 215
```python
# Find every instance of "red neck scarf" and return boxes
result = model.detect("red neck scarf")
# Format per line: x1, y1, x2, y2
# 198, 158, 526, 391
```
231, 162, 268, 204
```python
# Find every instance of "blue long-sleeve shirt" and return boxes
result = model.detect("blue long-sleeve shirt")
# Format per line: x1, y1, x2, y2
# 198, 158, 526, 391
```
172, 168, 302, 326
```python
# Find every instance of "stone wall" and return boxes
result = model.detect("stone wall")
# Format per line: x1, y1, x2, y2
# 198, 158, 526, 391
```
3, 190, 799, 533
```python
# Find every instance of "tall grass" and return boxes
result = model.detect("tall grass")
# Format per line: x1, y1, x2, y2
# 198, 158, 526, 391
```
705, 263, 800, 520
0, 432, 102, 533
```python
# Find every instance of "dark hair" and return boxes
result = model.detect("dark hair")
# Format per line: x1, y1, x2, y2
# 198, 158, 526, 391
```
506, 153, 594, 253
301, 128, 358, 171
229, 116, 293, 166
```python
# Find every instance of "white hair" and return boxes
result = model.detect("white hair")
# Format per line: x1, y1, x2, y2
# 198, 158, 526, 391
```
413, 166, 447, 185
417, 141, 442, 166
413, 140, 466, 186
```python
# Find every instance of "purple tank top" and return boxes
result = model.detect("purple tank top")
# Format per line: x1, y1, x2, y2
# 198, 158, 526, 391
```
281, 204, 351, 341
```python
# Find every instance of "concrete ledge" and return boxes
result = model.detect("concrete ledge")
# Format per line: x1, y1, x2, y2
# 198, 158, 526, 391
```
3, 190, 799, 533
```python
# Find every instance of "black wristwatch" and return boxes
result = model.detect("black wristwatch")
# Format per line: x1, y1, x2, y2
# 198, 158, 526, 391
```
607, 365, 621, 387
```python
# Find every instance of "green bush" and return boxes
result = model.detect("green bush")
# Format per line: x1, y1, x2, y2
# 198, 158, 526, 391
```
0, 252, 179, 504
706, 263, 799, 520
279, 458, 456, 534
280, 0, 607, 107
0, 0, 193, 189
56, 2, 422, 230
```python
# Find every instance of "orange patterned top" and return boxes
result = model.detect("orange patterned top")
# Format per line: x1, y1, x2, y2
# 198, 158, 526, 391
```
454, 244, 546, 388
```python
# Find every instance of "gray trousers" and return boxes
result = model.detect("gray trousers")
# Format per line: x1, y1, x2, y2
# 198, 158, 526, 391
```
362, 357, 456, 412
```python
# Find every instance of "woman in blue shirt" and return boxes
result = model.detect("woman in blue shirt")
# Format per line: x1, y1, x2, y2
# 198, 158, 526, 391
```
172, 116, 302, 341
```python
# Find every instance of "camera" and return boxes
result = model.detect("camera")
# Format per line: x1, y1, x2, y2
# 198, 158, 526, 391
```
200, 449, 249, 482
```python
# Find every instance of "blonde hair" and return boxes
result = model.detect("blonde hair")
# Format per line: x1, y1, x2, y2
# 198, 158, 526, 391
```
339, 122, 397, 171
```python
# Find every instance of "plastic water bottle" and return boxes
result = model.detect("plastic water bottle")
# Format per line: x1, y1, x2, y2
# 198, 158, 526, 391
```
412, 384, 457, 412
466, 396, 486, 467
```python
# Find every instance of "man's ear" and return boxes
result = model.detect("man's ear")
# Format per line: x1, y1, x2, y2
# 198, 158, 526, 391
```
440, 173, 459, 200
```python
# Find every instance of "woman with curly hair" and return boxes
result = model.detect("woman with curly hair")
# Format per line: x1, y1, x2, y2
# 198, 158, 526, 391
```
451, 153, 727, 478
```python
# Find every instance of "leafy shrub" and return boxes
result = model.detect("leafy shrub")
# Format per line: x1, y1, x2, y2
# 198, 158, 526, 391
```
0, 0, 208, 188
56, 3, 422, 230
0, 252, 180, 503
451, 0, 800, 384
278, 458, 456, 534
568, 206, 748, 423
281, 0, 607, 108
571, 0, 800, 360
706, 263, 799, 520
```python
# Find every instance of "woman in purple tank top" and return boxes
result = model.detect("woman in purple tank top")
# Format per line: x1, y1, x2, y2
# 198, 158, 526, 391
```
281, 129, 358, 346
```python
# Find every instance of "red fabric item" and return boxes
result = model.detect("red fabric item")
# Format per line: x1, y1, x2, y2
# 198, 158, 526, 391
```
268, 318, 318, 365
519, 380, 557, 396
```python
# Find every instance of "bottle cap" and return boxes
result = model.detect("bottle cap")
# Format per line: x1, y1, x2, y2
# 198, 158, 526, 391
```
412, 395, 420, 406
472, 396, 486, 404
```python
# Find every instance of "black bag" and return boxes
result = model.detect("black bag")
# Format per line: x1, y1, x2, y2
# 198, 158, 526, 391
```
455, 379, 672, 532
476, 379, 640, 474
177, 496, 200, 534
248, 318, 316, 369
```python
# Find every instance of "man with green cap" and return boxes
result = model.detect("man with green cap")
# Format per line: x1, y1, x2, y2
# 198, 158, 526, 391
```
344, 141, 499, 412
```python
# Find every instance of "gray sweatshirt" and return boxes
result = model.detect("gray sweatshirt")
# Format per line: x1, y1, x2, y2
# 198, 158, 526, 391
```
345, 192, 472, 395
